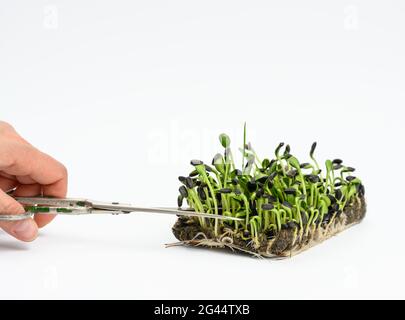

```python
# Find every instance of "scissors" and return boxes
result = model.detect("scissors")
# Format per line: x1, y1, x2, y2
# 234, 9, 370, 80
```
0, 197, 243, 222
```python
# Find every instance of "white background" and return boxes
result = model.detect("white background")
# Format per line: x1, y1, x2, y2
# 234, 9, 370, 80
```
1, 0, 404, 299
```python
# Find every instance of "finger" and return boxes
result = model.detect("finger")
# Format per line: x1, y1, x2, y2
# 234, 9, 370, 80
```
42, 173, 68, 228
0, 142, 68, 228
16, 175, 36, 185
13, 184, 58, 228
0, 142, 68, 187
0, 190, 38, 242
0, 176, 18, 192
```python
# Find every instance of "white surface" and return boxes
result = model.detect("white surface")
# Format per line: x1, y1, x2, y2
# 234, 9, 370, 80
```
1, 0, 404, 299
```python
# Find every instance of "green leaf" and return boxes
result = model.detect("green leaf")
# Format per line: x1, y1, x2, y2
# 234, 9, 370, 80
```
288, 156, 300, 170
262, 158, 270, 169
325, 160, 333, 172
320, 194, 331, 207
219, 133, 231, 148
212, 153, 225, 173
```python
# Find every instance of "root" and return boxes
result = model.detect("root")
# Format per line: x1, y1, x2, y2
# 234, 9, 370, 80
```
171, 196, 366, 258
166, 232, 266, 259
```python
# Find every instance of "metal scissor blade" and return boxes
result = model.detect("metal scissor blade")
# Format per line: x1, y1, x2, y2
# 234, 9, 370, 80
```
11, 197, 243, 222
90, 201, 243, 221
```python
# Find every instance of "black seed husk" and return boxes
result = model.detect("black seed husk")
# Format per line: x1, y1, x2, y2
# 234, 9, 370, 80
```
177, 195, 184, 208
262, 203, 274, 211
197, 187, 207, 200
286, 169, 298, 178
282, 201, 293, 209
185, 177, 194, 189
189, 170, 198, 177
328, 194, 337, 204
310, 142, 317, 157
284, 188, 297, 195
191, 159, 204, 166
179, 186, 188, 198
218, 188, 232, 194
178, 176, 187, 184
263, 194, 277, 203
346, 176, 357, 182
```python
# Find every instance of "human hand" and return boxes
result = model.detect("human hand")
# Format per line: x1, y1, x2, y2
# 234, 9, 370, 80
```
0, 121, 68, 242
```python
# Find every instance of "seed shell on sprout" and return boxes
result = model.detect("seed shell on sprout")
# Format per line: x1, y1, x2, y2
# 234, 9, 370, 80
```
256, 176, 269, 184
346, 176, 357, 182
269, 172, 278, 181
357, 184, 365, 196
179, 186, 188, 198
288, 221, 298, 229
189, 170, 198, 177
282, 201, 293, 209
284, 188, 297, 195
335, 189, 343, 200
263, 194, 277, 203
177, 195, 184, 208
185, 177, 194, 189
328, 194, 337, 204
332, 159, 343, 165
286, 169, 298, 178
310, 142, 317, 157
262, 203, 274, 211
256, 188, 264, 198
198, 187, 207, 200
218, 188, 232, 194
333, 164, 343, 170
300, 163, 311, 169
178, 176, 187, 184
306, 174, 320, 183
190, 159, 204, 166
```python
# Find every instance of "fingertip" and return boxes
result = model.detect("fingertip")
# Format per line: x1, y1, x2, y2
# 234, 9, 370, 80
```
34, 213, 56, 228
10, 219, 38, 242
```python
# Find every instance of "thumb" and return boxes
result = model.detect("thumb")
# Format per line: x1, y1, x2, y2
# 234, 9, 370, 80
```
0, 190, 38, 242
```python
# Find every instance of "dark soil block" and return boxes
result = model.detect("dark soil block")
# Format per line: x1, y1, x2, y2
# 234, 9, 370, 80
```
172, 196, 366, 258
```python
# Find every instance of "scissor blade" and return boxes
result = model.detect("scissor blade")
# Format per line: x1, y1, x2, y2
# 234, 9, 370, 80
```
12, 197, 243, 222
91, 201, 243, 221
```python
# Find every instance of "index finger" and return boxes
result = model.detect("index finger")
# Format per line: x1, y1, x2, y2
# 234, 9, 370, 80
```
0, 141, 68, 227
0, 141, 68, 190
